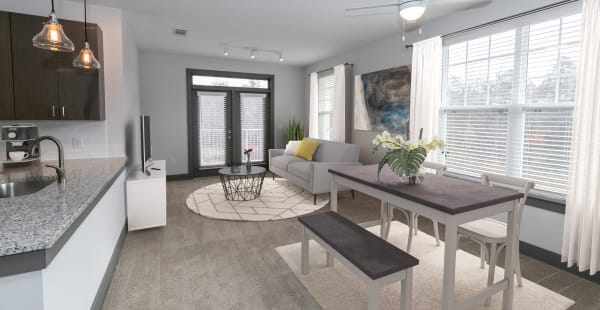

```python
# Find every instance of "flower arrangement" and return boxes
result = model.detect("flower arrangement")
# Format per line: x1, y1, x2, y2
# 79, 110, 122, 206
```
372, 130, 445, 184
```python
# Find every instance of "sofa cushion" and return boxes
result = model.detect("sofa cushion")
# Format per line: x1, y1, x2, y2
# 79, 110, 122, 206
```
295, 139, 320, 161
311, 139, 361, 162
284, 141, 302, 155
271, 155, 306, 171
288, 162, 312, 181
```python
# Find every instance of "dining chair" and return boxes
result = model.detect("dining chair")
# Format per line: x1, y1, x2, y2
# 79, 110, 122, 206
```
457, 172, 534, 306
381, 162, 447, 253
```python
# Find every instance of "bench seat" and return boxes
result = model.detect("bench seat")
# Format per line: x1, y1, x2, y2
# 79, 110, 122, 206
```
299, 211, 418, 310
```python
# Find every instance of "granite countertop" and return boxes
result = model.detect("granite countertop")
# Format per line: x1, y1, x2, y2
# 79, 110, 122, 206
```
0, 157, 127, 257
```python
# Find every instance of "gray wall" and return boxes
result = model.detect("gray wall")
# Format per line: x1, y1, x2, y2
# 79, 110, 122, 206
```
139, 50, 306, 175
303, 0, 580, 254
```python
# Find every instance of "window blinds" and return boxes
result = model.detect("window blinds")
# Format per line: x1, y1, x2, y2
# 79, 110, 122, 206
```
240, 93, 269, 163
197, 91, 229, 167
441, 13, 581, 196
318, 69, 334, 140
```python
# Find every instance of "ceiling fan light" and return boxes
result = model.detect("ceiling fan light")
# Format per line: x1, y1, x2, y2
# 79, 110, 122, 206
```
399, 1, 426, 21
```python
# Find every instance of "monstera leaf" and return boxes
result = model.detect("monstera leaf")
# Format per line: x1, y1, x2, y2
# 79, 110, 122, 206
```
377, 146, 428, 183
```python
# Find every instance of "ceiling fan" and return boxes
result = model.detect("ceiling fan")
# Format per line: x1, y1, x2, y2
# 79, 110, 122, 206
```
345, 0, 491, 23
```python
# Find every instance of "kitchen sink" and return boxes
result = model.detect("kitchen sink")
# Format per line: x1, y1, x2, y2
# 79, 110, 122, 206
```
0, 179, 56, 198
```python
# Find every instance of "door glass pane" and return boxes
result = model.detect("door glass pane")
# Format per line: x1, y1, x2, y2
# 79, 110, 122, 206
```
240, 93, 267, 163
192, 75, 269, 89
197, 91, 228, 167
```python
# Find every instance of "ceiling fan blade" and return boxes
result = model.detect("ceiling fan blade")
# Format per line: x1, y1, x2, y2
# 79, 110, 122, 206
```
428, 0, 491, 12
345, 3, 400, 12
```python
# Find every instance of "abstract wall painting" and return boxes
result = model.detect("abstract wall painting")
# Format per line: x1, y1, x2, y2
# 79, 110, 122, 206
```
354, 65, 411, 134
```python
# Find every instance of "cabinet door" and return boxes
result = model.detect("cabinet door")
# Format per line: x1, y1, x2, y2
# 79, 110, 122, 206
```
0, 12, 14, 120
58, 19, 104, 120
10, 13, 60, 120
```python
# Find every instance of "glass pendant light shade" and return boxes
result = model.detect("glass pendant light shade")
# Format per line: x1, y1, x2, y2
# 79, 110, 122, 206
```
73, 42, 101, 69
32, 12, 75, 52
73, 0, 101, 69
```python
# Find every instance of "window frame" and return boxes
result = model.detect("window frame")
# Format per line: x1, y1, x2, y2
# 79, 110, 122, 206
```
440, 12, 581, 200
317, 69, 335, 141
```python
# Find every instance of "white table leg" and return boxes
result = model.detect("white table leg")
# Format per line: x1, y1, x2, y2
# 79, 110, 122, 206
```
401, 268, 413, 310
301, 227, 309, 275
327, 177, 338, 266
368, 283, 381, 310
380, 201, 388, 238
502, 200, 518, 310
442, 219, 457, 310
330, 177, 338, 213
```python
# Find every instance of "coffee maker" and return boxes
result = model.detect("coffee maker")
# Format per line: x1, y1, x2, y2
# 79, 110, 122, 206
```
1, 124, 41, 166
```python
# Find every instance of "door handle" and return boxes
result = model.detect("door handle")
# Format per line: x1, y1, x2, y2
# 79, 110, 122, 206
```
61, 106, 65, 119
51, 105, 56, 118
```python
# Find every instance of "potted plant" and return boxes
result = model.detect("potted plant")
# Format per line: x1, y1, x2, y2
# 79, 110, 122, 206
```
243, 147, 253, 170
286, 119, 305, 142
372, 130, 445, 184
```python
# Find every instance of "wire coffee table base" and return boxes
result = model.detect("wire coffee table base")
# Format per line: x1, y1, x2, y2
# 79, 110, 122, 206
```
219, 167, 266, 201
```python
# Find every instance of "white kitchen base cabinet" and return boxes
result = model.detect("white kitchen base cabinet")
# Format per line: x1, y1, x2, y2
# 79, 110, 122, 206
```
126, 160, 167, 231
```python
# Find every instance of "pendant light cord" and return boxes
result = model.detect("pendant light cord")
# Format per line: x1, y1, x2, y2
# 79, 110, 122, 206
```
51, 0, 55, 14
84, 0, 88, 42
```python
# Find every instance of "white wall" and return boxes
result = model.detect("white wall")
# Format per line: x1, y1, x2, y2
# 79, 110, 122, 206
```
139, 50, 306, 175
0, 0, 141, 165
304, 0, 581, 255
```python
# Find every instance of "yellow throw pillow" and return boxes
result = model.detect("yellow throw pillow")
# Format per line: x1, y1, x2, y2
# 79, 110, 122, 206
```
295, 139, 320, 161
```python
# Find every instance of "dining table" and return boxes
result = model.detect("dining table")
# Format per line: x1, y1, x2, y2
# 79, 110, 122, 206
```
328, 165, 523, 310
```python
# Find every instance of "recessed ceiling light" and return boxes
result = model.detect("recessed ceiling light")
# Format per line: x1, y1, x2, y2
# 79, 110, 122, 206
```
174, 28, 187, 36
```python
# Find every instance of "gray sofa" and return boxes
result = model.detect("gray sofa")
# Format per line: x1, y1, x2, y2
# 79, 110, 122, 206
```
268, 139, 361, 204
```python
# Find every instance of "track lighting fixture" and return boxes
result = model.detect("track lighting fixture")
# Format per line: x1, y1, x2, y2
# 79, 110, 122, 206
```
224, 47, 229, 56
250, 49, 256, 59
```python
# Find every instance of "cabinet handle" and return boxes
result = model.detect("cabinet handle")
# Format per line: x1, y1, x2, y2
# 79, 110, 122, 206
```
51, 105, 56, 118
61, 106, 65, 118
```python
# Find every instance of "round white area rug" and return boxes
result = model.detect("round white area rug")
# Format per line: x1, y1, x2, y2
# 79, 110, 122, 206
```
185, 178, 329, 221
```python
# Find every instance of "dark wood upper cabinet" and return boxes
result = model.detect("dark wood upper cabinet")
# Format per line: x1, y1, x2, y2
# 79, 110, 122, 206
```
58, 19, 104, 120
10, 13, 60, 120
2, 11, 104, 121
0, 12, 14, 120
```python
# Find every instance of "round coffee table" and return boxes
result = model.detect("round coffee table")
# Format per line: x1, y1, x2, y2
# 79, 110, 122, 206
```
218, 166, 266, 201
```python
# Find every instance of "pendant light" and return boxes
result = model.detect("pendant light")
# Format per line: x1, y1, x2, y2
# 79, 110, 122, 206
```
73, 0, 101, 69
32, 0, 75, 52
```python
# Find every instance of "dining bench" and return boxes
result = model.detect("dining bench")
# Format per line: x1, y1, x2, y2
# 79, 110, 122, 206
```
299, 211, 419, 310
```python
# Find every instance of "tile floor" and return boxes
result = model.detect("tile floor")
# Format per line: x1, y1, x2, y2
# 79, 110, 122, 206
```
102, 176, 600, 310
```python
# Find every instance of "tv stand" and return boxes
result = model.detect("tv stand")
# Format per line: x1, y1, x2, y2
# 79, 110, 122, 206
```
126, 160, 166, 231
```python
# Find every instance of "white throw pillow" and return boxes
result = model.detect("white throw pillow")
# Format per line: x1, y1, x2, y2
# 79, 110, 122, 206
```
284, 141, 302, 156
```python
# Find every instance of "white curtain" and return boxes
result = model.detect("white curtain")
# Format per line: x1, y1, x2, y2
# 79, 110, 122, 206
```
308, 72, 319, 138
409, 36, 443, 162
332, 64, 347, 142
562, 0, 600, 276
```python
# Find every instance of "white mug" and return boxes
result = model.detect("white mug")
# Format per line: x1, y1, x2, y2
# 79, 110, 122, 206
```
9, 151, 30, 161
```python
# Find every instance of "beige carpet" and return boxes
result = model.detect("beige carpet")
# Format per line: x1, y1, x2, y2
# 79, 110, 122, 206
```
186, 178, 328, 221
276, 221, 574, 310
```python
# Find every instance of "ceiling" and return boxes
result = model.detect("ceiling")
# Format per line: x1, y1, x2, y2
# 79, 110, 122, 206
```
87, 0, 491, 66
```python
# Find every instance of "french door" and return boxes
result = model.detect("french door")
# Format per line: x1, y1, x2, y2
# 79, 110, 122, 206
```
188, 70, 273, 177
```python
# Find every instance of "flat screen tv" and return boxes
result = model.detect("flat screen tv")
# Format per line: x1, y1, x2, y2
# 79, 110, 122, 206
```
141, 115, 152, 173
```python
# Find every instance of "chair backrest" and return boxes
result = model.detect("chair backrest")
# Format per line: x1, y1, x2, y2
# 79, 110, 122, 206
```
422, 162, 447, 176
481, 172, 535, 232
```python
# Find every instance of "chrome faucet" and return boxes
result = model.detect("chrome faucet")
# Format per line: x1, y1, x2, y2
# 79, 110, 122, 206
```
30, 136, 66, 186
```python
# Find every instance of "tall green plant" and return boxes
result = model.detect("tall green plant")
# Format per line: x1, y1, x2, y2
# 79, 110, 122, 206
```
286, 119, 305, 142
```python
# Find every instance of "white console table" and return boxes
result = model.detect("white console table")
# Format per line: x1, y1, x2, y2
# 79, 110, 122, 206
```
126, 160, 167, 231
